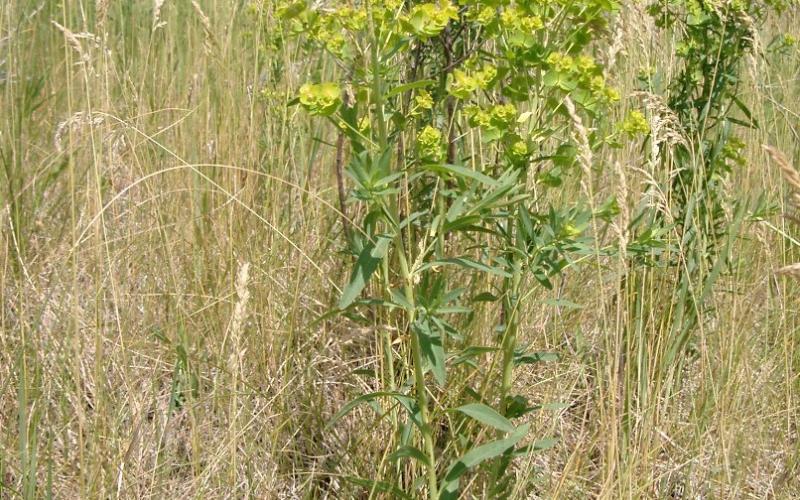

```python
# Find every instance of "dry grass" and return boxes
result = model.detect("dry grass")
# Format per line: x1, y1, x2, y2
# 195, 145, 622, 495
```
1, 1, 799, 498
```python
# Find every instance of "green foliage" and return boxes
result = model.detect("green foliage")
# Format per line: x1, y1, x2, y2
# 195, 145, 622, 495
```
273, 0, 773, 496
6, 0, 800, 497
640, 0, 786, 363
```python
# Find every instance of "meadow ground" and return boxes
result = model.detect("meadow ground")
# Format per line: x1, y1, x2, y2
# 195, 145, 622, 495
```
1, 1, 799, 498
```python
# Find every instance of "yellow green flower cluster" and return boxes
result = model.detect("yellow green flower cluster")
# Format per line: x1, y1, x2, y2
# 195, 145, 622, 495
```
490, 104, 517, 128
298, 82, 341, 116
546, 52, 619, 103
464, 103, 520, 143
619, 110, 650, 137
465, 105, 492, 129
447, 65, 497, 99
466, 5, 496, 25
415, 90, 434, 110
510, 140, 529, 159
417, 125, 444, 161
500, 6, 543, 48
404, 2, 459, 39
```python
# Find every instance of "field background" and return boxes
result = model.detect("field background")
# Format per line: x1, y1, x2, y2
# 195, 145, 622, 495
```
1, 1, 799, 498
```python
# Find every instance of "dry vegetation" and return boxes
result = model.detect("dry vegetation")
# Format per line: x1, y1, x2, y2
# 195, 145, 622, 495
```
1, 0, 799, 498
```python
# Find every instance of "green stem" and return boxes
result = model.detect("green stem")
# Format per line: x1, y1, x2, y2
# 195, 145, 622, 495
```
499, 171, 526, 416
395, 242, 439, 500
492, 212, 522, 489
365, 0, 387, 150
498, 263, 521, 416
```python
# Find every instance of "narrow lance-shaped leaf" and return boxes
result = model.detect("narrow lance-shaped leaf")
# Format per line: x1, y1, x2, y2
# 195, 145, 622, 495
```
326, 391, 417, 431
440, 424, 530, 498
414, 319, 447, 386
342, 476, 412, 500
425, 163, 500, 187
339, 235, 392, 309
455, 403, 515, 433
420, 257, 512, 278
388, 445, 432, 467
512, 437, 558, 456
386, 79, 437, 98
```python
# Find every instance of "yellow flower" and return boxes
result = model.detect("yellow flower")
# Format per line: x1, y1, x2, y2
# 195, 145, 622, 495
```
547, 52, 575, 73
298, 82, 341, 116
520, 15, 543, 31
415, 90, 434, 110
576, 55, 596, 73
511, 140, 528, 158
490, 103, 517, 128
474, 65, 497, 89
448, 70, 479, 99
620, 110, 650, 136
418, 125, 443, 161
465, 105, 491, 128
406, 3, 458, 39
474, 6, 495, 25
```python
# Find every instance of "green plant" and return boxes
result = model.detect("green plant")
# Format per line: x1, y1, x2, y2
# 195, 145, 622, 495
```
3, 0, 800, 498
276, 0, 621, 496
641, 0, 788, 365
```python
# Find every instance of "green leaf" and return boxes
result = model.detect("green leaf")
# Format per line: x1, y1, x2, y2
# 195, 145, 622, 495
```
452, 346, 498, 367
388, 446, 432, 467
326, 391, 416, 430
726, 116, 758, 129
513, 437, 558, 456
421, 257, 512, 278
538, 402, 569, 411
455, 403, 515, 433
543, 70, 577, 91
389, 288, 414, 311
472, 292, 498, 302
731, 95, 759, 129
414, 320, 447, 386
343, 476, 412, 500
514, 351, 559, 366
386, 79, 437, 98
338, 235, 392, 309
440, 424, 530, 496
503, 395, 533, 418
425, 163, 500, 187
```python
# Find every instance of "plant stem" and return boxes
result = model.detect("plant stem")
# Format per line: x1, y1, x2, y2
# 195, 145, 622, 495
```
365, 0, 387, 150
499, 260, 521, 416
334, 128, 351, 242
499, 174, 525, 415
395, 242, 439, 500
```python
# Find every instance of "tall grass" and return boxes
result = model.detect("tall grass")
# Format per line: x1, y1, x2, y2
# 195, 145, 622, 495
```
0, 0, 798, 498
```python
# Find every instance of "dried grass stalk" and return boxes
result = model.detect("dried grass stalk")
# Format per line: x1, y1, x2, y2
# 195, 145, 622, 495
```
563, 96, 593, 196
